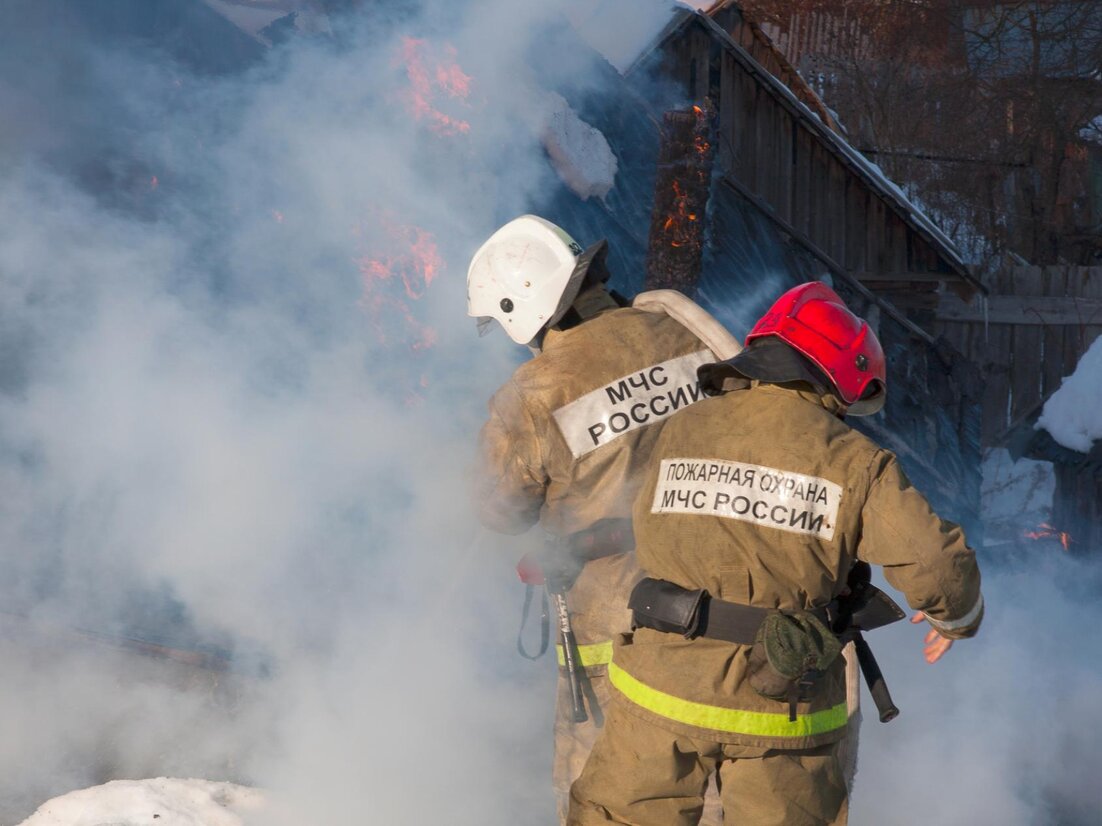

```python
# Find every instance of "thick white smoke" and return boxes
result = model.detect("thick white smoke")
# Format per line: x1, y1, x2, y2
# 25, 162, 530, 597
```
1, 2, 1099, 825
853, 554, 1102, 825
0, 1, 613, 821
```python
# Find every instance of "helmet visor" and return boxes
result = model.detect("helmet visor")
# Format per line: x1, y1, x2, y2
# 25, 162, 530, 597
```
475, 316, 495, 337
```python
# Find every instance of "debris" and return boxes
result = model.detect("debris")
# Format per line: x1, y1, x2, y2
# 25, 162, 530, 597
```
542, 92, 618, 200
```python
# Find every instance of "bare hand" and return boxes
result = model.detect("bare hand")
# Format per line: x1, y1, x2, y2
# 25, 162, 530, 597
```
910, 612, 953, 663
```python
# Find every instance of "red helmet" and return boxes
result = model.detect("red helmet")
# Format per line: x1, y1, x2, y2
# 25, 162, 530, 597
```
745, 282, 886, 415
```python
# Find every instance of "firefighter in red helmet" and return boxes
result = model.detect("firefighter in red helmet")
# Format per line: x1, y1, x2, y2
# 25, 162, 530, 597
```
568, 282, 983, 826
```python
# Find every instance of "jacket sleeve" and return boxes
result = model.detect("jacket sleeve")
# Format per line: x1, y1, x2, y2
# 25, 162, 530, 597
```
473, 379, 548, 535
856, 453, 983, 639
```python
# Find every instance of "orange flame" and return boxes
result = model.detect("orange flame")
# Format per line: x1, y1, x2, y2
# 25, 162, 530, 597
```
398, 37, 472, 136
354, 212, 443, 353
1024, 523, 1071, 551
663, 180, 700, 248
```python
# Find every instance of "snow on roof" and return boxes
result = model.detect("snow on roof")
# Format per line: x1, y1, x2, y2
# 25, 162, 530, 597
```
18, 779, 264, 826
1037, 335, 1102, 453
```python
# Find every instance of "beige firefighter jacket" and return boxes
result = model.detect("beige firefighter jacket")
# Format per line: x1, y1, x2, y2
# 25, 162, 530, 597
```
613, 381, 984, 750
475, 293, 732, 651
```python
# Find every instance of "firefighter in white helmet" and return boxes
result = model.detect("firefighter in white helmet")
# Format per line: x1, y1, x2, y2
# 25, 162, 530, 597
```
469, 214, 739, 823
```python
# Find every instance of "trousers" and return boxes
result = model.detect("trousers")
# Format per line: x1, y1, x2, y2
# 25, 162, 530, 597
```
567, 700, 848, 826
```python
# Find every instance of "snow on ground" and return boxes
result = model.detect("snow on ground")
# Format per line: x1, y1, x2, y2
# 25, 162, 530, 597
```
1037, 335, 1102, 453
542, 93, 617, 200
18, 779, 264, 826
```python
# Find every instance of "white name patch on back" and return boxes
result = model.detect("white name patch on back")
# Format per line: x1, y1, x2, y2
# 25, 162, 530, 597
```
651, 458, 843, 540
552, 350, 713, 458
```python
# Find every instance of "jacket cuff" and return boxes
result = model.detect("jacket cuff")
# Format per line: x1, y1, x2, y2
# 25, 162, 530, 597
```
926, 592, 984, 638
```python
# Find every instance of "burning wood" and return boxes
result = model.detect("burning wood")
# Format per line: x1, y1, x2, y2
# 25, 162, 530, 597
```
1024, 522, 1071, 552
354, 211, 441, 354
397, 37, 472, 136
644, 103, 716, 295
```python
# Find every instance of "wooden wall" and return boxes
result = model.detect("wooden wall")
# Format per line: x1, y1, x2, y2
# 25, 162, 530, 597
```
935, 266, 1102, 445
1054, 463, 1102, 554
660, 16, 963, 318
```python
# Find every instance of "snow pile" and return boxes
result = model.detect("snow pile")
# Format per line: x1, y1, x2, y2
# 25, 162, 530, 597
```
19, 779, 264, 826
542, 92, 617, 200
1037, 335, 1102, 452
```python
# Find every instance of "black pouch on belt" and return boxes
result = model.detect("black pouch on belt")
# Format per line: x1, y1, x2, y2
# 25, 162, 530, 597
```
747, 611, 843, 719
628, 577, 706, 637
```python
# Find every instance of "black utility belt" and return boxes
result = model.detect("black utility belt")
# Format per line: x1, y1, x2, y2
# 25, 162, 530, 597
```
627, 574, 907, 724
627, 576, 831, 644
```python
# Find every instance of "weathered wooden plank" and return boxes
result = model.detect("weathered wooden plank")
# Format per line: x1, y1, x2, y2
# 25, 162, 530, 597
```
860, 271, 962, 283
718, 52, 736, 172
809, 141, 828, 254
936, 294, 1102, 325
756, 84, 772, 197
872, 285, 940, 314
939, 320, 966, 355
828, 157, 846, 265
868, 197, 887, 274
793, 127, 813, 237
691, 28, 711, 100
1010, 266, 1044, 421
890, 213, 909, 275
1078, 264, 1102, 376
981, 323, 1013, 445
732, 60, 755, 184
1042, 266, 1069, 398
762, 91, 778, 206
844, 178, 866, 273
776, 107, 793, 222
980, 268, 1019, 444
1063, 266, 1088, 384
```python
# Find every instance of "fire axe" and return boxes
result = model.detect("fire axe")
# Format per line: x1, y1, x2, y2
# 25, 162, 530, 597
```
515, 537, 589, 723
832, 561, 905, 723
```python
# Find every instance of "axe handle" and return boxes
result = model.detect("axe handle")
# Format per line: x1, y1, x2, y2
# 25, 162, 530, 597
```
552, 592, 588, 723
854, 633, 900, 723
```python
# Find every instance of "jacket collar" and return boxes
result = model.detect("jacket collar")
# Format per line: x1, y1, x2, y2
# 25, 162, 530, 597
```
752, 381, 849, 417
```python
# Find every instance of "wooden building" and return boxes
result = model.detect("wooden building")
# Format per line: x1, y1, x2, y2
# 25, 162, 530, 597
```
538, 5, 986, 538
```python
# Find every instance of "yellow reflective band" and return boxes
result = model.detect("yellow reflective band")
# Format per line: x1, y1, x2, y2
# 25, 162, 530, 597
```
608, 661, 848, 738
556, 640, 614, 668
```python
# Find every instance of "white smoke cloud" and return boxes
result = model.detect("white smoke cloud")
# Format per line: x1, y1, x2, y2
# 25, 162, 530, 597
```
2, 2, 1099, 825
0, 1, 601, 821
853, 555, 1102, 825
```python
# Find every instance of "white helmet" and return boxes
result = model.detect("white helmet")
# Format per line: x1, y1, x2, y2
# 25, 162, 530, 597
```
467, 215, 607, 344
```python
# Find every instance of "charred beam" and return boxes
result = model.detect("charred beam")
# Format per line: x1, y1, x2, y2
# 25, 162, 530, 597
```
644, 104, 717, 295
